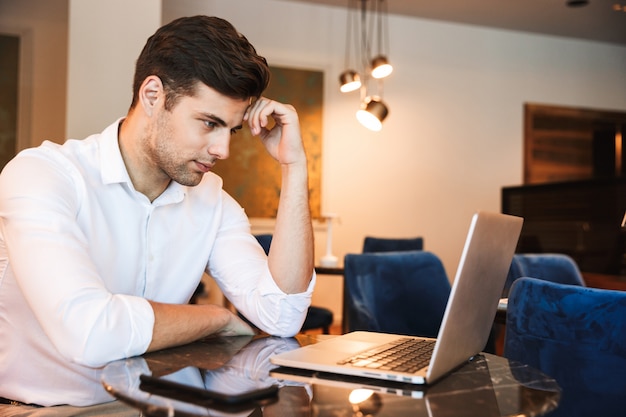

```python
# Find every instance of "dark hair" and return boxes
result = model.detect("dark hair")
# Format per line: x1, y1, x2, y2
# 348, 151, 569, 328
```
130, 15, 270, 110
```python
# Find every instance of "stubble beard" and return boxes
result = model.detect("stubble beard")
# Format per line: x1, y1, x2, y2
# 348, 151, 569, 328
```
149, 114, 204, 188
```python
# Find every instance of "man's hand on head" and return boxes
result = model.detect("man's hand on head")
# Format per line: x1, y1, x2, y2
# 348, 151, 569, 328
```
244, 97, 307, 167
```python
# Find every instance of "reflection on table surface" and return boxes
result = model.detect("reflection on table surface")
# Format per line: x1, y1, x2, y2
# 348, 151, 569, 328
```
101, 334, 560, 417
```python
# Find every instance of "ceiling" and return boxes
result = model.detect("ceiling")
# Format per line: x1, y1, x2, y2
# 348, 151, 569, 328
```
281, 0, 626, 46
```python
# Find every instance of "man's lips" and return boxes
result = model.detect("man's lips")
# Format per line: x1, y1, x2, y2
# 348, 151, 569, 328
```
194, 161, 213, 173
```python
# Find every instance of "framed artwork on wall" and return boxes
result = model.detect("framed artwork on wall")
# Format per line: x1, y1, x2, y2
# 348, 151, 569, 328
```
212, 66, 323, 219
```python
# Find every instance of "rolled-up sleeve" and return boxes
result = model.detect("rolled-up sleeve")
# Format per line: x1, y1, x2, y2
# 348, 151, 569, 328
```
206, 193, 315, 337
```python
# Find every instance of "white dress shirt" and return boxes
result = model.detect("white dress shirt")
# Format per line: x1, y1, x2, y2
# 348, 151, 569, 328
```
0, 119, 314, 406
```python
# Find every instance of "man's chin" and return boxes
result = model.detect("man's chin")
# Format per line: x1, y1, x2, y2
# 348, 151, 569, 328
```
172, 173, 203, 187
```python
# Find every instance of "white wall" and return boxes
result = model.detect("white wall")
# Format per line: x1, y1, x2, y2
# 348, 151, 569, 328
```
66, 0, 161, 140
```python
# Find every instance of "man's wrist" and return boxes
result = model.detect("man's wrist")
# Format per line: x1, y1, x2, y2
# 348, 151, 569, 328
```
281, 159, 308, 178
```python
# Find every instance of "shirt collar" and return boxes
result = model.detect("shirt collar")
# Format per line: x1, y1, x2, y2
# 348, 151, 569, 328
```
100, 118, 131, 186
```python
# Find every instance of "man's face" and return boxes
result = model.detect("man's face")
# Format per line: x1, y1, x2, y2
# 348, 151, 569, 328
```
147, 83, 250, 187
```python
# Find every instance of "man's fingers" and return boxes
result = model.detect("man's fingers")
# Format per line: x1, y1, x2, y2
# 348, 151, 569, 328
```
247, 97, 272, 135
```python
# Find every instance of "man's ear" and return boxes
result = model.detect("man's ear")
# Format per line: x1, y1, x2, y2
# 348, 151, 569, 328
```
139, 75, 164, 117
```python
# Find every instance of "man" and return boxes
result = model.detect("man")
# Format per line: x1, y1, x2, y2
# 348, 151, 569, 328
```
0, 15, 315, 408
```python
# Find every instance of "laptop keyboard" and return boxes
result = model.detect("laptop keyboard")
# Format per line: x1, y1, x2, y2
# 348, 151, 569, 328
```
337, 337, 435, 373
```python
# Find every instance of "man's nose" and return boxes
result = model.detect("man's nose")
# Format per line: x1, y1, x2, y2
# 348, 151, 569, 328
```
208, 132, 230, 160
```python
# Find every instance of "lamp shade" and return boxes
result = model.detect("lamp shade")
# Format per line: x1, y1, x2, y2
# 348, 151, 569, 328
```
356, 97, 389, 132
339, 70, 361, 93
370, 55, 393, 79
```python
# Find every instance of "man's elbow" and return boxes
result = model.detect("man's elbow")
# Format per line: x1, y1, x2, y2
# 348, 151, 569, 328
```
266, 326, 301, 338
52, 329, 143, 368
257, 312, 305, 338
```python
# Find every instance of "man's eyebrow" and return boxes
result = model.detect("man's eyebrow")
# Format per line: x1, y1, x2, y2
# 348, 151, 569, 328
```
200, 112, 243, 130
200, 112, 227, 127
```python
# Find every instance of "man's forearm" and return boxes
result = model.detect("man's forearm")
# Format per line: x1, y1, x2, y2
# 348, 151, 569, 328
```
268, 161, 314, 294
147, 301, 253, 352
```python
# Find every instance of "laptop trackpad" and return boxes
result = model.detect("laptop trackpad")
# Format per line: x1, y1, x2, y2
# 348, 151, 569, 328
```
310, 338, 376, 354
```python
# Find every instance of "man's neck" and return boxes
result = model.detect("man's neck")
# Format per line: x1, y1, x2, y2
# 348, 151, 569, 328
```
117, 115, 170, 202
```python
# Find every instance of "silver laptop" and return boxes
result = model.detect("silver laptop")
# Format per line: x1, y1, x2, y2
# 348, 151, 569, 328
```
270, 366, 426, 399
270, 211, 523, 385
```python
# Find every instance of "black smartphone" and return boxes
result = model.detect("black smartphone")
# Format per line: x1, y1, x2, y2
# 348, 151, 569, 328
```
139, 373, 279, 407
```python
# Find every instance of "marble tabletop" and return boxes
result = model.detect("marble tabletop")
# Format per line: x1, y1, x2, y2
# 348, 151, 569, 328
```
101, 334, 560, 417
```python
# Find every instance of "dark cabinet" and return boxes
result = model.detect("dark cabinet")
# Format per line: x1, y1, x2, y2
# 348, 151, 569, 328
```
502, 178, 626, 275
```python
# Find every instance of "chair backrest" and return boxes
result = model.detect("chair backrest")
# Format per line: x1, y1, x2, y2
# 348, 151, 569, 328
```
504, 277, 626, 416
502, 253, 585, 297
254, 234, 273, 255
362, 236, 424, 253
343, 251, 450, 338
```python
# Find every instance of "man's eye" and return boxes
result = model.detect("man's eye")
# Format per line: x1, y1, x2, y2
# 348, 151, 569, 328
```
204, 120, 217, 129
230, 129, 239, 135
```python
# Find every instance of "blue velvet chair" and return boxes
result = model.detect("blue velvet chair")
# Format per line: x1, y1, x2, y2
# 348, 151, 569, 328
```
343, 251, 451, 338
493, 253, 587, 354
253, 234, 273, 255
254, 234, 334, 334
362, 236, 424, 253
504, 277, 626, 417
502, 253, 585, 298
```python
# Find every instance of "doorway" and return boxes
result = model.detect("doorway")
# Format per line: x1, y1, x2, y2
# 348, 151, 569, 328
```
0, 34, 19, 170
